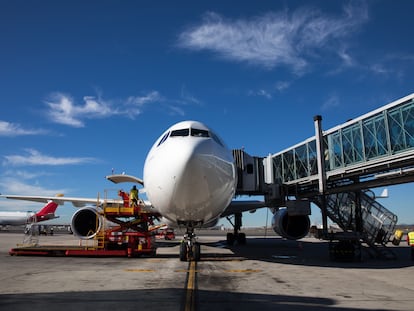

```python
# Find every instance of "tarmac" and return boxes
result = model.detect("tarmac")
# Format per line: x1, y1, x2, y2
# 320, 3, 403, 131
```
0, 230, 413, 311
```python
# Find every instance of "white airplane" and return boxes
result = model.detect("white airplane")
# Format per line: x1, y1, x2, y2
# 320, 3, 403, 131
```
0, 201, 59, 226
0, 121, 310, 260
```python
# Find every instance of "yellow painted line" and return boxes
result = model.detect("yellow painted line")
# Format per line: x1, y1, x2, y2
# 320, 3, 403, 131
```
147, 259, 166, 262
184, 260, 197, 311
124, 269, 155, 272
175, 269, 201, 273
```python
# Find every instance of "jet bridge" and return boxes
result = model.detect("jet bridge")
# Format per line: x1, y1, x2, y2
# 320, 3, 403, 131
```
235, 93, 414, 258
271, 96, 414, 194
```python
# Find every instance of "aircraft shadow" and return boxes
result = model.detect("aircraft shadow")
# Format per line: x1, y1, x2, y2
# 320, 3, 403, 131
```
0, 288, 391, 311
199, 237, 414, 269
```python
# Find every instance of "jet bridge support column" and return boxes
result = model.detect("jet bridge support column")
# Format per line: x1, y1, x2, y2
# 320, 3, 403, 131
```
314, 115, 328, 235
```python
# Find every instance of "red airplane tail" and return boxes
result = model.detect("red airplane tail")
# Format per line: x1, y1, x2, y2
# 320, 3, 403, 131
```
35, 201, 59, 221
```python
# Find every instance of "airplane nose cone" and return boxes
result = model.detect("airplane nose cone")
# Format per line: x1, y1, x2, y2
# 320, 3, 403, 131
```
144, 137, 236, 225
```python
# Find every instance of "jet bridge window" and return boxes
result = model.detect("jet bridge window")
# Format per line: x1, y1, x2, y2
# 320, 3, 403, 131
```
170, 128, 189, 137
191, 128, 209, 137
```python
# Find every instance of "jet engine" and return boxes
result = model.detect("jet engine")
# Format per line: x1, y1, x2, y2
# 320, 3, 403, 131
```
71, 207, 102, 239
271, 208, 310, 240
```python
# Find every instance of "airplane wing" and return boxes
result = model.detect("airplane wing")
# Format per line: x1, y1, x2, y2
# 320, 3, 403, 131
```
0, 194, 117, 208
221, 200, 268, 217
0, 194, 158, 213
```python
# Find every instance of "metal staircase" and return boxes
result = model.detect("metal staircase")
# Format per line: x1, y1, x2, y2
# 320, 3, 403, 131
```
22, 212, 40, 246
316, 191, 398, 259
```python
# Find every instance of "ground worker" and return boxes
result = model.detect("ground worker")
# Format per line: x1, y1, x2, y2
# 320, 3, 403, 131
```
118, 190, 129, 207
129, 185, 139, 207
407, 231, 414, 260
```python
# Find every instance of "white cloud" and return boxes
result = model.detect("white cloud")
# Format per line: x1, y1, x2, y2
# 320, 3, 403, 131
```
3, 169, 50, 180
126, 91, 163, 106
46, 93, 81, 127
369, 64, 389, 75
248, 89, 272, 99
0, 121, 47, 137
45, 92, 129, 127
275, 81, 291, 92
177, 3, 368, 74
167, 105, 186, 116
0, 178, 67, 197
180, 85, 202, 106
0, 170, 69, 210
321, 94, 341, 111
338, 48, 355, 67
45, 90, 194, 126
3, 149, 96, 166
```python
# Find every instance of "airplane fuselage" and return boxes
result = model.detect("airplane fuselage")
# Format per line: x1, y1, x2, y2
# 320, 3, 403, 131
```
0, 202, 58, 226
0, 211, 36, 226
143, 121, 237, 227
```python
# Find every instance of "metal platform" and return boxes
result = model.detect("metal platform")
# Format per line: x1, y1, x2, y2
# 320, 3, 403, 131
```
9, 245, 155, 257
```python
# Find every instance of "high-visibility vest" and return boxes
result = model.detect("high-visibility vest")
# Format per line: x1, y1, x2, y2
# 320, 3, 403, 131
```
130, 188, 138, 201
408, 232, 414, 246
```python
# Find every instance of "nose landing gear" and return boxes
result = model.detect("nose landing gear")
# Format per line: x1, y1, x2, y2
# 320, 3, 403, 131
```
226, 212, 247, 245
179, 226, 201, 261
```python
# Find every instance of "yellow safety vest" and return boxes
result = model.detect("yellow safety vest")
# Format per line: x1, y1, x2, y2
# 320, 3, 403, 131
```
130, 188, 138, 200
408, 232, 414, 246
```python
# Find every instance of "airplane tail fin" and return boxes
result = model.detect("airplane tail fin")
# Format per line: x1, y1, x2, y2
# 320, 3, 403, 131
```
35, 201, 59, 221
379, 188, 389, 198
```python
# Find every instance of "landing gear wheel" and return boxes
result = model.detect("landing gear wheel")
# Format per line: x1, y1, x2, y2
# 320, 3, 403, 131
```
226, 232, 235, 245
226, 213, 247, 245
179, 242, 188, 261
180, 224, 202, 261
237, 232, 246, 245
193, 243, 201, 261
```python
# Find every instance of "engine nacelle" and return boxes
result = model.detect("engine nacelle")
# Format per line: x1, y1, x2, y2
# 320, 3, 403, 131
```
272, 208, 310, 240
71, 207, 102, 239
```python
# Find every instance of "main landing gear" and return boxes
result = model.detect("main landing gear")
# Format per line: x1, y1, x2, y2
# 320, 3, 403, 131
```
226, 212, 246, 245
179, 226, 201, 261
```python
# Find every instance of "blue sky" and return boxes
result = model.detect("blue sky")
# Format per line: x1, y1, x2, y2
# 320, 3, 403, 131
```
1, 0, 414, 227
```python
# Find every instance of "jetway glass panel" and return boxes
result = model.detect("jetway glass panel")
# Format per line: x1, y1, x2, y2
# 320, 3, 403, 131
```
327, 131, 343, 170
387, 103, 414, 153
399, 103, 414, 149
274, 140, 318, 182
295, 144, 308, 179
273, 96, 414, 184
283, 149, 295, 181
273, 155, 282, 182
342, 123, 364, 165
363, 114, 388, 160
388, 108, 406, 153
308, 140, 318, 176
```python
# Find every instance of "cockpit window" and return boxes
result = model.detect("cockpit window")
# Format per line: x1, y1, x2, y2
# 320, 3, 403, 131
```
210, 131, 225, 147
170, 128, 189, 137
157, 126, 225, 148
191, 128, 209, 137
157, 132, 170, 147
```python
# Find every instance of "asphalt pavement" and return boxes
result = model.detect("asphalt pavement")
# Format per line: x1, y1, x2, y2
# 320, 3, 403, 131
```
0, 231, 413, 311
